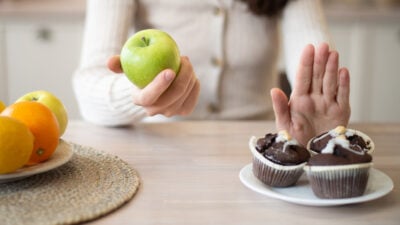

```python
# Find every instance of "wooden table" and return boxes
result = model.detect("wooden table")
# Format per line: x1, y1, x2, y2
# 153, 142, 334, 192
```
63, 120, 399, 225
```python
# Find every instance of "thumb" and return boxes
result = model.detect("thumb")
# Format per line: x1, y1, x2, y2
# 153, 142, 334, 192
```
270, 88, 290, 131
107, 55, 124, 73
134, 69, 176, 106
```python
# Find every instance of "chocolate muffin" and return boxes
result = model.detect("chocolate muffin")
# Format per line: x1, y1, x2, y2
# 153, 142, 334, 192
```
249, 131, 310, 187
305, 133, 373, 199
308, 126, 374, 155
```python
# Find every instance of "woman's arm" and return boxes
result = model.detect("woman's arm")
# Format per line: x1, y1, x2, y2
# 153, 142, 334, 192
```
281, 0, 331, 85
275, 0, 350, 146
72, 0, 146, 126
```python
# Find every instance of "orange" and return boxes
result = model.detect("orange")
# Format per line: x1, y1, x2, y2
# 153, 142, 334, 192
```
0, 116, 34, 174
1, 101, 60, 165
0, 101, 5, 113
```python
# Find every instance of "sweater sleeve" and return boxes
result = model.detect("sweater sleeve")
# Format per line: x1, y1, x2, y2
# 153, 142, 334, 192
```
281, 0, 332, 86
72, 0, 146, 126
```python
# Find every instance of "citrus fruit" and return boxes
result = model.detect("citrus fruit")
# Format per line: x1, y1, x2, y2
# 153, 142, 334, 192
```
0, 116, 34, 174
0, 101, 6, 113
1, 101, 60, 165
16, 90, 69, 137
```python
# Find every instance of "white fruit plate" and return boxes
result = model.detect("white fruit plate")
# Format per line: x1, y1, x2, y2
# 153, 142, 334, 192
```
0, 139, 73, 183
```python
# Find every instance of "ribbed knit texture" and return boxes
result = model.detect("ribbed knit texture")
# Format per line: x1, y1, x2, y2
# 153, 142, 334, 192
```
282, 0, 332, 86
73, 0, 331, 126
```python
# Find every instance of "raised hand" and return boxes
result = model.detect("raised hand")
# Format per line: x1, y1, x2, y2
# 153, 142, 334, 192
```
271, 43, 351, 146
108, 55, 200, 117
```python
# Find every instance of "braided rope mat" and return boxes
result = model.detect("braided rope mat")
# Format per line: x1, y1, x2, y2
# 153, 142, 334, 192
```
0, 142, 140, 225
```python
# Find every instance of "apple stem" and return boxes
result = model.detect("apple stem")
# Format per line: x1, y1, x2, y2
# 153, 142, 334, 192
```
141, 36, 150, 46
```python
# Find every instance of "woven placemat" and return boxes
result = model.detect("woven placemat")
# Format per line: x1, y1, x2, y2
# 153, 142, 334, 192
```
0, 142, 140, 225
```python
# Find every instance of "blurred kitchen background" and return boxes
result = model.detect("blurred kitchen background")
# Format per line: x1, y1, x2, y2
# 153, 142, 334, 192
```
1, 0, 399, 122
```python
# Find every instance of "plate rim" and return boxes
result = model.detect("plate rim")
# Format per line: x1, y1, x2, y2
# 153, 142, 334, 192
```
239, 163, 394, 206
0, 139, 73, 183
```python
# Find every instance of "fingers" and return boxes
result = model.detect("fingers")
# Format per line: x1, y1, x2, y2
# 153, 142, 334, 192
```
133, 56, 199, 116
133, 69, 176, 106
294, 43, 344, 104
311, 43, 330, 93
270, 88, 290, 131
180, 79, 200, 115
148, 57, 194, 107
154, 75, 200, 117
292, 44, 315, 96
107, 55, 124, 73
322, 51, 339, 101
337, 67, 350, 108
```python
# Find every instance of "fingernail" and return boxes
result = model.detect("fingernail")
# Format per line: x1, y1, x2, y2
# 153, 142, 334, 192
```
164, 70, 175, 82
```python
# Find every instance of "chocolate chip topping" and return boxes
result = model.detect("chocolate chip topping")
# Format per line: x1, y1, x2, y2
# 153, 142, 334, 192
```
307, 144, 372, 166
256, 133, 310, 166
309, 131, 371, 154
348, 134, 371, 152
309, 132, 331, 152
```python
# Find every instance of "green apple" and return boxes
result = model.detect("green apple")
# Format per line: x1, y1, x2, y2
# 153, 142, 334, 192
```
120, 29, 181, 88
16, 90, 68, 136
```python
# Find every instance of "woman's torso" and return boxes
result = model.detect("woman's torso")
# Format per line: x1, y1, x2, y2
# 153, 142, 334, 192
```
135, 0, 280, 120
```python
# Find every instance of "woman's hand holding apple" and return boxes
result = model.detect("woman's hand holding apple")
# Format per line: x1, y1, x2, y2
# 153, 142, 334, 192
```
108, 55, 200, 117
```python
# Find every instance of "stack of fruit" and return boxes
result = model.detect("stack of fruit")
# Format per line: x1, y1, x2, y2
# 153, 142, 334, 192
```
0, 90, 68, 174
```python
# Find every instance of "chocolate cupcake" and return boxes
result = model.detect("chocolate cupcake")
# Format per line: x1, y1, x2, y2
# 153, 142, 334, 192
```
304, 133, 373, 199
308, 126, 374, 155
249, 131, 310, 187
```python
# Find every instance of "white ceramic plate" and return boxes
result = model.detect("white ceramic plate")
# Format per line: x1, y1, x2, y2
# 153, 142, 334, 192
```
0, 139, 73, 183
239, 163, 394, 206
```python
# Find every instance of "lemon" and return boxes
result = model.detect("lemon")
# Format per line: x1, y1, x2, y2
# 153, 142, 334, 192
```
0, 116, 34, 174
0, 101, 5, 113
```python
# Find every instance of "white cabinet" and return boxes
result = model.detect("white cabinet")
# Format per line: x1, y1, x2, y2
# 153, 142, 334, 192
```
1, 19, 83, 119
329, 19, 400, 122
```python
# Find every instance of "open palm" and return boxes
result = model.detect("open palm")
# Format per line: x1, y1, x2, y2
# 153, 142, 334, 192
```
271, 43, 351, 146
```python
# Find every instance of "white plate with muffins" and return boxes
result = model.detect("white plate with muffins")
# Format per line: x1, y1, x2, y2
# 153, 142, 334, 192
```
239, 163, 393, 206
241, 127, 394, 206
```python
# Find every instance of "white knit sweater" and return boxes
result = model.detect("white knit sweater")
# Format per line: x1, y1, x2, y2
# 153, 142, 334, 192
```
73, 0, 331, 126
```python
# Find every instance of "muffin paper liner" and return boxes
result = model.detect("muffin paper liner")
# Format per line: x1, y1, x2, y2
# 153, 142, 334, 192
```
249, 136, 306, 187
304, 163, 372, 199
